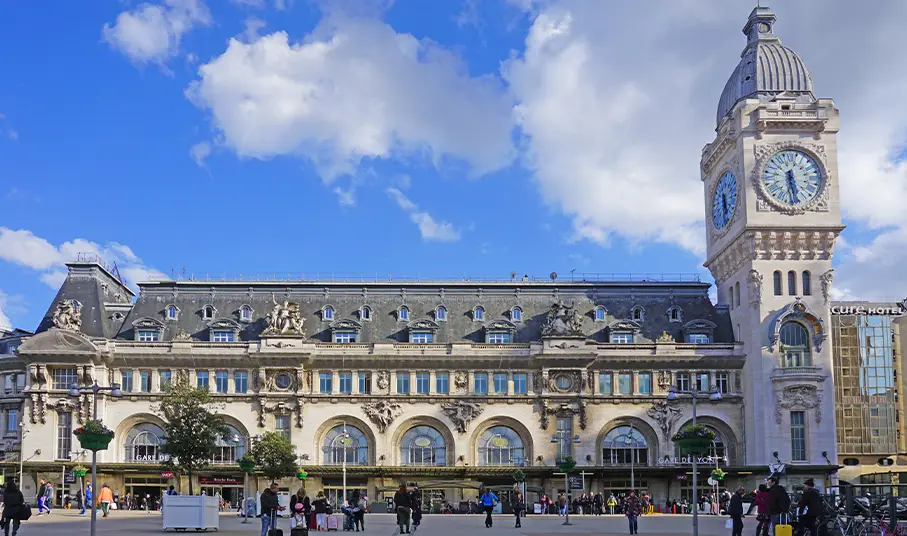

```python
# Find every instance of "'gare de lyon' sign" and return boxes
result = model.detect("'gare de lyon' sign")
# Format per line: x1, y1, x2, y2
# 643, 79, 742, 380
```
830, 299, 907, 317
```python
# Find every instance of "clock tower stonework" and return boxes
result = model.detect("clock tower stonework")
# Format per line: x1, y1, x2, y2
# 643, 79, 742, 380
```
702, 7, 843, 472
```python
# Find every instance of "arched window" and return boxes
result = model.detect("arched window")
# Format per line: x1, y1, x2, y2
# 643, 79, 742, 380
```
602, 425, 648, 466
323, 425, 369, 466
203, 305, 215, 319
802, 271, 812, 296
473, 306, 485, 321
400, 425, 446, 466
166, 305, 178, 320
323, 305, 335, 321
360, 306, 372, 321
212, 425, 246, 464
728, 287, 734, 308
124, 423, 166, 463
734, 282, 741, 307
631, 306, 644, 322
594, 306, 607, 322
773, 271, 782, 296
398, 306, 409, 321
436, 306, 447, 322
511, 307, 523, 322
668, 306, 682, 323
478, 426, 525, 466
780, 321, 811, 367
239, 305, 253, 322
788, 271, 797, 296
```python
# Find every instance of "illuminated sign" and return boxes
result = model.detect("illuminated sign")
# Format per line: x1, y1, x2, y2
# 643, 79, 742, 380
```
656, 455, 728, 466
831, 299, 907, 317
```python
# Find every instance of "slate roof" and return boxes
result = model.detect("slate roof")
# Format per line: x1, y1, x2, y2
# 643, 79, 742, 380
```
35, 263, 732, 345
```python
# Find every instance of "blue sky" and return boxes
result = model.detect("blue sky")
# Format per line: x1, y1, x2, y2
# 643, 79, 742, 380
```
2, 0, 906, 330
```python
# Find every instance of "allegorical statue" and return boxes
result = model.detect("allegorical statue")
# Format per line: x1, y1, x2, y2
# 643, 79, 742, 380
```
263, 295, 305, 336
542, 301, 583, 336
52, 300, 82, 332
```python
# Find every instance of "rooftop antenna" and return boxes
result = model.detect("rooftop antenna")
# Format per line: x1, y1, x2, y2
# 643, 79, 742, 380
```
111, 261, 124, 284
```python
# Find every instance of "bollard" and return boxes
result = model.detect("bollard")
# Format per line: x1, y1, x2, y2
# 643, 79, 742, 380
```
890, 494, 898, 528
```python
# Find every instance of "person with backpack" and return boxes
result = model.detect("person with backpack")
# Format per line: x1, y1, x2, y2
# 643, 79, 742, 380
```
1, 481, 26, 536
796, 479, 822, 536
767, 476, 791, 530
393, 484, 411, 534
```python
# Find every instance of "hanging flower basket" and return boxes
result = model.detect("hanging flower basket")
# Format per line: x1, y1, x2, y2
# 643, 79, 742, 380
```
237, 455, 255, 473
671, 424, 716, 455
557, 456, 577, 473
512, 469, 526, 483
73, 420, 114, 451
73, 465, 88, 478
711, 469, 726, 481
296, 469, 308, 481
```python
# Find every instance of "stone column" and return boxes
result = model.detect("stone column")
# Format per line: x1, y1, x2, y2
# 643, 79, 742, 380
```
429, 371, 437, 395
332, 371, 340, 395
507, 372, 514, 395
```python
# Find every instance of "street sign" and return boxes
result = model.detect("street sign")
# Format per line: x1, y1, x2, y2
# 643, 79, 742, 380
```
64, 472, 76, 485
568, 476, 584, 490
161, 471, 174, 478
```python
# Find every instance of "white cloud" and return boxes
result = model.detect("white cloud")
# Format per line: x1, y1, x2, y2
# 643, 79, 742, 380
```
186, 15, 515, 181
386, 188, 461, 242
7, 130, 18, 141
0, 291, 12, 331
103, 0, 211, 66
190, 141, 211, 167
0, 227, 164, 291
231, 0, 265, 7
834, 227, 907, 302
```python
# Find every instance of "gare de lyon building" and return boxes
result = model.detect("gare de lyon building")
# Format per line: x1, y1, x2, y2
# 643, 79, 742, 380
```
0, 6, 865, 508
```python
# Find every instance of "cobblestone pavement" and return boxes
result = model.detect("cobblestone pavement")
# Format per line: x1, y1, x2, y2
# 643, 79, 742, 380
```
16, 509, 736, 535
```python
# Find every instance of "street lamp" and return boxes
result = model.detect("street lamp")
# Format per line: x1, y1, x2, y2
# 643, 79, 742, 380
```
666, 385, 721, 536
551, 431, 581, 526
17, 422, 32, 485
337, 425, 352, 508
69, 381, 122, 536
625, 425, 636, 491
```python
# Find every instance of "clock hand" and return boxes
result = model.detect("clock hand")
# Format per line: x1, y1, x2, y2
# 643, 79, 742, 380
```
722, 195, 728, 218
785, 170, 799, 202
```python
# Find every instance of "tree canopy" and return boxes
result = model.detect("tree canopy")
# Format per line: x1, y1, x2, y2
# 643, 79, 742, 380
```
251, 431, 298, 483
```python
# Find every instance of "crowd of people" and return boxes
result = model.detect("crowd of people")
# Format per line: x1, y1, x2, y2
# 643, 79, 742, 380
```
258, 483, 369, 536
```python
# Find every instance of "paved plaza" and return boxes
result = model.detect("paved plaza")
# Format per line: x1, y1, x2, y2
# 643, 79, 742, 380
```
16, 510, 737, 535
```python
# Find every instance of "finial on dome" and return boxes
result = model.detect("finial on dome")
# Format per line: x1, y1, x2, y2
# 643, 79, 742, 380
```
743, 6, 779, 45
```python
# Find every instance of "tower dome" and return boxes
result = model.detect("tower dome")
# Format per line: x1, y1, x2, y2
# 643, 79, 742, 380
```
716, 7, 815, 127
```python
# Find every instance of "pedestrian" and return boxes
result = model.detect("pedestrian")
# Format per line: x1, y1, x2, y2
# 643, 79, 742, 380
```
625, 490, 641, 535
290, 487, 304, 519
393, 484, 411, 534
313, 491, 329, 531
303, 495, 313, 529
608, 494, 618, 515
766, 476, 791, 531
728, 486, 745, 536
36, 480, 47, 516
98, 484, 114, 517
82, 484, 92, 515
796, 479, 821, 536
354, 492, 366, 531
748, 484, 770, 536
1, 481, 25, 536
593, 492, 604, 515
479, 487, 498, 528
259, 482, 285, 536
558, 493, 567, 516
409, 487, 422, 533
513, 491, 525, 528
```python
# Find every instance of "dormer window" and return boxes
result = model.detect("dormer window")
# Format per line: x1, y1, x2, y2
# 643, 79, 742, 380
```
407, 320, 438, 343
631, 306, 645, 322
682, 319, 718, 345
203, 305, 216, 320
594, 306, 607, 322
239, 305, 253, 323
667, 306, 682, 323
398, 306, 410, 321
511, 306, 522, 322
473, 306, 485, 321
608, 319, 642, 345
166, 305, 179, 321
484, 320, 516, 344
360, 306, 372, 322
132, 318, 164, 342
436, 306, 448, 322
212, 330, 235, 342
331, 320, 362, 343
208, 319, 240, 342
322, 305, 335, 321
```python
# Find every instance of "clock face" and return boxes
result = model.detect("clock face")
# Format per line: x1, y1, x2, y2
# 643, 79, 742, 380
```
712, 171, 737, 230
762, 150, 822, 207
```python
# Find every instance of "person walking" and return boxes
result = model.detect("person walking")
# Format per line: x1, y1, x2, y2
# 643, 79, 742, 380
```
767, 476, 791, 531
409, 488, 423, 533
353, 492, 366, 531
97, 484, 114, 517
728, 487, 745, 536
607, 494, 617, 515
393, 484, 411, 534
479, 488, 498, 528
557, 493, 566, 516
796, 479, 821, 536
513, 491, 525, 528
81, 484, 92, 515
313, 491, 329, 531
36, 480, 47, 516
749, 484, 770, 536
593, 492, 604, 515
625, 490, 641, 535
1, 481, 25, 536
303, 495, 313, 529
259, 482, 285, 536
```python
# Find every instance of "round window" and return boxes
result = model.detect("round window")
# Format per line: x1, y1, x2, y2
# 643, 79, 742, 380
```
275, 373, 292, 390
413, 436, 432, 448
555, 375, 572, 391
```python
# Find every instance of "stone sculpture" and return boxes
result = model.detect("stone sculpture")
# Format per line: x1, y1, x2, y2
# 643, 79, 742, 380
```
362, 400, 402, 433
820, 270, 834, 303
749, 269, 763, 305
52, 300, 82, 332
646, 400, 683, 440
441, 400, 484, 434
263, 296, 305, 336
775, 385, 822, 425
542, 301, 584, 336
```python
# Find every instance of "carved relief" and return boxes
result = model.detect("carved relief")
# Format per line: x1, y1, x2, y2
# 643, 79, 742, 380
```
578, 400, 588, 431
548, 372, 581, 393
656, 371, 672, 392
646, 400, 683, 441
542, 301, 584, 336
770, 298, 827, 352
173, 329, 193, 341
441, 400, 484, 434
749, 269, 763, 305
262, 296, 306, 337
376, 371, 390, 392
708, 230, 839, 285
536, 399, 550, 430
656, 331, 674, 343
260, 399, 303, 428
52, 300, 82, 332
29, 393, 46, 424
80, 366, 93, 386
775, 385, 822, 425
453, 372, 468, 392
80, 394, 91, 424
820, 270, 834, 303
29, 365, 46, 389
362, 400, 401, 433
532, 372, 543, 394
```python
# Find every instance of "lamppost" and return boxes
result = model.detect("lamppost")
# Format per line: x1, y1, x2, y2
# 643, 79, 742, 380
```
233, 434, 253, 524
551, 430, 581, 526
666, 385, 722, 536
337, 426, 352, 507
69, 381, 122, 536
625, 425, 636, 491
17, 422, 34, 485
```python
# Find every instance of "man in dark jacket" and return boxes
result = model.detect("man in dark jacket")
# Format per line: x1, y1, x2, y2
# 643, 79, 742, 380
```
767, 477, 791, 530
728, 487, 745, 536
797, 479, 822, 536
259, 483, 284, 536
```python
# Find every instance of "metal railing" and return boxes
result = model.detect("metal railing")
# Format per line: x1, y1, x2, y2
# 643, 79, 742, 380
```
147, 271, 702, 284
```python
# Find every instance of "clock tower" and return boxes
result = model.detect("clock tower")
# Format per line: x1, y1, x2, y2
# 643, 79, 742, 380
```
702, 7, 843, 474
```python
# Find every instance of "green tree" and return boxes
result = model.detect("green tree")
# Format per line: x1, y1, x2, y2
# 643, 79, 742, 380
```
156, 377, 227, 495
251, 431, 298, 483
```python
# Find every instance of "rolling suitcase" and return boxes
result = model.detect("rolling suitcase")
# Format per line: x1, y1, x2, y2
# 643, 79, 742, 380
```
269, 510, 284, 536
327, 514, 340, 531
775, 514, 792, 536
291, 528, 308, 536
